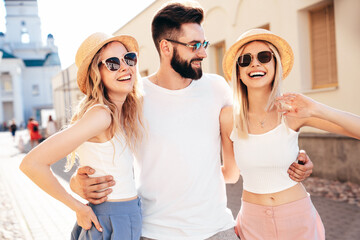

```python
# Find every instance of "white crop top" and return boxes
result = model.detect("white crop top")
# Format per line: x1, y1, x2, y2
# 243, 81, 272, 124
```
230, 118, 299, 194
76, 105, 137, 200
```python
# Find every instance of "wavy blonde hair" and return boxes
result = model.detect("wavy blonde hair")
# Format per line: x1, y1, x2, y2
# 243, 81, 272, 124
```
231, 40, 283, 138
65, 42, 144, 171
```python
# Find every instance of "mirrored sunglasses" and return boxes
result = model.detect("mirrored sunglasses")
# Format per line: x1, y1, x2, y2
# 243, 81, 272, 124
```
165, 39, 210, 51
100, 52, 137, 71
237, 51, 273, 67
191, 41, 210, 51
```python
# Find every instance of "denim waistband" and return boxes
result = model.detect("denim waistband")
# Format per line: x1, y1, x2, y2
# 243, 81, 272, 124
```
88, 197, 141, 215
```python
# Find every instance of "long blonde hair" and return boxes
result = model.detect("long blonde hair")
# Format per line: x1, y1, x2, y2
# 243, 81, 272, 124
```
65, 42, 144, 171
231, 40, 283, 138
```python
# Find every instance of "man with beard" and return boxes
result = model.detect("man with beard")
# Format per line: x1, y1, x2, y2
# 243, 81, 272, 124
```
70, 1, 314, 239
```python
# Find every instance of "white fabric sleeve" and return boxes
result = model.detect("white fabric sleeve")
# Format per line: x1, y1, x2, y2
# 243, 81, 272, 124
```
215, 74, 233, 107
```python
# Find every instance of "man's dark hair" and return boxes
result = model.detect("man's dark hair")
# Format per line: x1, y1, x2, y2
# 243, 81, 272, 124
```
151, 1, 204, 55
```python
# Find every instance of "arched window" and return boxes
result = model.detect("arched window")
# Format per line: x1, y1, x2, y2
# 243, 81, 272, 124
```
21, 20, 30, 44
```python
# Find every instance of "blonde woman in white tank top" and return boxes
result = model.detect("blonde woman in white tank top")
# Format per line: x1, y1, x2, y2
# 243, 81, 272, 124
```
20, 33, 144, 239
220, 29, 360, 239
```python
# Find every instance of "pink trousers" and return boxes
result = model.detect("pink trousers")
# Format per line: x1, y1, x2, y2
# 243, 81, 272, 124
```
235, 196, 325, 240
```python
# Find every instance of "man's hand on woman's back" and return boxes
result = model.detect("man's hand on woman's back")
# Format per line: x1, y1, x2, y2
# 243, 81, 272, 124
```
70, 166, 115, 204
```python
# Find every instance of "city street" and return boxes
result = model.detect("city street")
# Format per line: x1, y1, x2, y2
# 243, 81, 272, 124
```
0, 130, 360, 240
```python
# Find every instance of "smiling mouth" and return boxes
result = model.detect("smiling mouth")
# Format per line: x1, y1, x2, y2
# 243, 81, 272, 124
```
191, 61, 202, 68
249, 72, 266, 78
191, 59, 203, 67
117, 75, 131, 81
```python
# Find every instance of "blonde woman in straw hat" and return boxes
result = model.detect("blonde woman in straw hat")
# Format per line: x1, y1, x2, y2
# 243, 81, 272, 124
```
220, 28, 360, 239
20, 32, 144, 239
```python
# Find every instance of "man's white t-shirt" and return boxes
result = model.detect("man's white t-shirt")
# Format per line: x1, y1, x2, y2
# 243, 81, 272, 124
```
136, 74, 235, 240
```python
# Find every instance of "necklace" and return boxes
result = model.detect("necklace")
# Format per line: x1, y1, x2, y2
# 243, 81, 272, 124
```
256, 112, 268, 128
259, 118, 266, 128
249, 112, 268, 128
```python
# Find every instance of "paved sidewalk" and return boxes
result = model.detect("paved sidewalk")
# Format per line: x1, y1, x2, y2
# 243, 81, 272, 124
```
0, 131, 81, 240
1, 130, 360, 239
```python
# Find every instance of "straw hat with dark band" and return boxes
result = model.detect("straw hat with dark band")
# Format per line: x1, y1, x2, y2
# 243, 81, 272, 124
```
75, 32, 139, 94
222, 29, 294, 82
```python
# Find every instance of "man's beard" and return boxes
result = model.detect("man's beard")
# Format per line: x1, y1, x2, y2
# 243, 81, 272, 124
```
170, 48, 203, 80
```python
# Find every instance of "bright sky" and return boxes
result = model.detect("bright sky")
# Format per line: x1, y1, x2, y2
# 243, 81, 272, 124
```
0, 0, 156, 69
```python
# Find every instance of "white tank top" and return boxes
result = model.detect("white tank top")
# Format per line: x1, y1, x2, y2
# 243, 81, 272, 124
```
230, 118, 299, 194
76, 105, 137, 200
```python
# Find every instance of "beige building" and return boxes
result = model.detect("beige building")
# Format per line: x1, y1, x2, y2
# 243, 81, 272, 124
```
114, 0, 360, 118
53, 0, 360, 182
51, 63, 82, 127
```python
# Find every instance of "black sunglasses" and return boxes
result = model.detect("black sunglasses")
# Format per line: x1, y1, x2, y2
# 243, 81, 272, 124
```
165, 39, 210, 51
100, 52, 137, 71
237, 51, 273, 67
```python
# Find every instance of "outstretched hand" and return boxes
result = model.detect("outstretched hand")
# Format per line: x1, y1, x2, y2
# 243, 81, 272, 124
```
288, 150, 313, 182
70, 166, 115, 204
276, 93, 317, 118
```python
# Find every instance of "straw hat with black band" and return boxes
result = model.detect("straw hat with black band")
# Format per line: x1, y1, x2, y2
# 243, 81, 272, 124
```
222, 29, 294, 82
75, 32, 139, 94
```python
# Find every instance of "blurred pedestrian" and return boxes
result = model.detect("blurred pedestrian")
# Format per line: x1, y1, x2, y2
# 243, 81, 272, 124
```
46, 115, 57, 138
9, 120, 17, 141
27, 117, 42, 149
2, 121, 7, 131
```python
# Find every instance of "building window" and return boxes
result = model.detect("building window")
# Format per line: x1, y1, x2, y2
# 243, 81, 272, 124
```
21, 21, 30, 44
32, 85, 39, 96
1, 73, 13, 92
2, 102, 14, 123
21, 30, 30, 44
212, 41, 225, 77
309, 3, 337, 89
3, 79, 12, 92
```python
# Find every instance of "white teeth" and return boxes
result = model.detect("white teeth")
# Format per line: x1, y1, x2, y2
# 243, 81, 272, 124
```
118, 75, 131, 81
249, 72, 265, 77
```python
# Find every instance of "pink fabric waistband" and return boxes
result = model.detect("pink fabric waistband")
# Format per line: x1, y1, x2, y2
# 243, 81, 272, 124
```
241, 195, 313, 218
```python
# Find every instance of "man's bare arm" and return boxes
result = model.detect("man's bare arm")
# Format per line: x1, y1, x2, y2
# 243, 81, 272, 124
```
70, 166, 115, 204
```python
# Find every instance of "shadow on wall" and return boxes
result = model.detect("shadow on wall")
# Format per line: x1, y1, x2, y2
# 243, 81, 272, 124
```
299, 133, 360, 184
